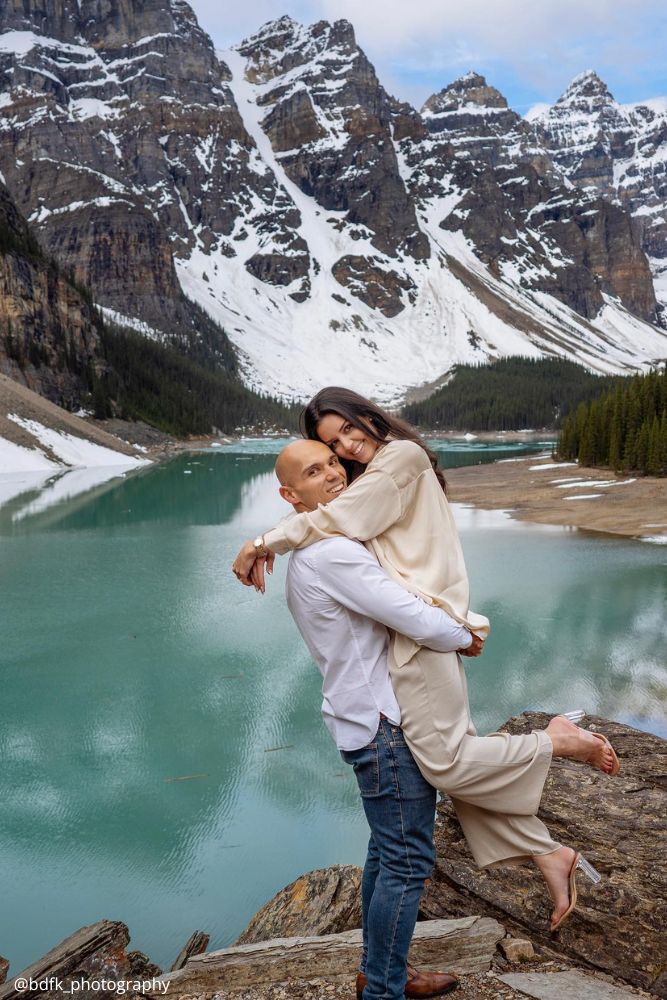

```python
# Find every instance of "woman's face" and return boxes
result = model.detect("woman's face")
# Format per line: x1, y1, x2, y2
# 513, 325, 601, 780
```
316, 413, 380, 465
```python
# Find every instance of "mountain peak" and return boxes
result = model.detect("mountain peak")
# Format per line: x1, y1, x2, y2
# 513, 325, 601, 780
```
238, 14, 357, 63
558, 69, 615, 105
422, 72, 509, 116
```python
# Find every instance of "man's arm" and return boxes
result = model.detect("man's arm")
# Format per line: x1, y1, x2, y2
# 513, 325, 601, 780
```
313, 538, 476, 654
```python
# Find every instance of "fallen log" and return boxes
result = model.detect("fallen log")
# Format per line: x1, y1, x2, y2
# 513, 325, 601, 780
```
144, 916, 504, 996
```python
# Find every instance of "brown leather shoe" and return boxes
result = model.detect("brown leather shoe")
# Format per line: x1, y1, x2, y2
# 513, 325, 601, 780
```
356, 962, 458, 998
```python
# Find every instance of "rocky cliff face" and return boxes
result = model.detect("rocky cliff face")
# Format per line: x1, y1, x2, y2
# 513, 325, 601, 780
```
0, 7, 665, 403
408, 72, 658, 323
238, 17, 429, 267
0, 0, 303, 342
532, 70, 667, 321
0, 180, 106, 408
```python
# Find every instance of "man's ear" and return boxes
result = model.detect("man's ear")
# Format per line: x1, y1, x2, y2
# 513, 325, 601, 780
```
279, 484, 300, 506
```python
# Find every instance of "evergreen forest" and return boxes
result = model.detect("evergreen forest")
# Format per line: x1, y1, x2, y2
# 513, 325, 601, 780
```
93, 320, 301, 436
402, 357, 620, 431
557, 368, 667, 475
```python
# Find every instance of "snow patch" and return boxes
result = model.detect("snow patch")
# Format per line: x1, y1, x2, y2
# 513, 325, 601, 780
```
6, 415, 150, 470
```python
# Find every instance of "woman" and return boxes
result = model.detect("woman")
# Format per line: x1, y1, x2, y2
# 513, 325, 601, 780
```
232, 387, 618, 930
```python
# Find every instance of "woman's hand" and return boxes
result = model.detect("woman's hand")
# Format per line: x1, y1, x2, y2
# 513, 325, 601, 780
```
249, 553, 275, 593
232, 540, 275, 592
459, 632, 484, 657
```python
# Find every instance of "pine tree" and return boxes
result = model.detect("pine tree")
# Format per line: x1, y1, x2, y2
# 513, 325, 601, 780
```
647, 416, 661, 476
557, 367, 666, 476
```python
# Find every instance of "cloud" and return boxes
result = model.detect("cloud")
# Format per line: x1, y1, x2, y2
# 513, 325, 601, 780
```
189, 0, 667, 107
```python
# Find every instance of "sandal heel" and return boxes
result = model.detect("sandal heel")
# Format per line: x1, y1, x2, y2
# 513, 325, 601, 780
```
577, 855, 602, 884
562, 710, 585, 724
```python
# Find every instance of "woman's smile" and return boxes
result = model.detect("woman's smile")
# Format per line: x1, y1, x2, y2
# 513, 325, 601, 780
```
316, 413, 380, 464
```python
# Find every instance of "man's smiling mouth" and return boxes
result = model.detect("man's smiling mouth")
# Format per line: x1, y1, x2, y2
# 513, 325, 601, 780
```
328, 482, 345, 494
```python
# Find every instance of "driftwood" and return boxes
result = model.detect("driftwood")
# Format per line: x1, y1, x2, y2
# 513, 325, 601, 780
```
420, 714, 667, 998
169, 932, 210, 972
0, 960, 8, 987
0, 921, 158, 1000
143, 916, 504, 996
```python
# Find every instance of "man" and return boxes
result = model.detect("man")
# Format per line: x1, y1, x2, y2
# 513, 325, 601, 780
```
234, 440, 482, 1000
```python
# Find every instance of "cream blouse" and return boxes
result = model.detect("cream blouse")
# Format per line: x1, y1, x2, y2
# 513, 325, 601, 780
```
263, 439, 490, 666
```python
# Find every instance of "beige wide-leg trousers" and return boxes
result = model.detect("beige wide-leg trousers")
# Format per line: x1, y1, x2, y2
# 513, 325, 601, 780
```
389, 646, 560, 869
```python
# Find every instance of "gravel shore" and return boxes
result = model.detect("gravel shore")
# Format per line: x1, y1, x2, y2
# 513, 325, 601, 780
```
446, 455, 667, 541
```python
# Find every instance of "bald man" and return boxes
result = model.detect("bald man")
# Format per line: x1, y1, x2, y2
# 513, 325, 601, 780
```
239, 440, 473, 1000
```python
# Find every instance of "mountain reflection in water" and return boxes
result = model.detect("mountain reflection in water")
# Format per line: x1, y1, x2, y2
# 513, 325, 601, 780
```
1, 443, 664, 975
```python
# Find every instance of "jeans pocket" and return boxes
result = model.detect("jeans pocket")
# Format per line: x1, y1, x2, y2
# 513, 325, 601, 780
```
340, 744, 380, 797
391, 742, 435, 801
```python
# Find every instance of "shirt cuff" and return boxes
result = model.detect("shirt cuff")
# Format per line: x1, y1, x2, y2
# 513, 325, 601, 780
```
458, 627, 473, 648
263, 525, 291, 555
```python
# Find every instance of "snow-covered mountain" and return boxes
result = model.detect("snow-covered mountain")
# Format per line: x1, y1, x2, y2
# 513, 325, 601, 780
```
0, 6, 665, 404
529, 70, 667, 317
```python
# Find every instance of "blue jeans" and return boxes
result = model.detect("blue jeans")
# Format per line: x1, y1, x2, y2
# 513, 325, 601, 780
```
341, 718, 437, 1000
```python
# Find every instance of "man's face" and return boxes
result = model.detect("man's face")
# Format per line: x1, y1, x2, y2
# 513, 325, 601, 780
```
278, 441, 347, 511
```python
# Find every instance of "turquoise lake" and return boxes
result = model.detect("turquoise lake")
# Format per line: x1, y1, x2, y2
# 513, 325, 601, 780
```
1, 438, 665, 974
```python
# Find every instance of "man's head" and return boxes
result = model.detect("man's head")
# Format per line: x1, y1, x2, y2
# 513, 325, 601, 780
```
276, 440, 347, 512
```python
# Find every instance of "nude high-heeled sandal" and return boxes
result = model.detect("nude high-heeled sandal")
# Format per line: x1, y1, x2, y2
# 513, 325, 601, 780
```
551, 852, 602, 931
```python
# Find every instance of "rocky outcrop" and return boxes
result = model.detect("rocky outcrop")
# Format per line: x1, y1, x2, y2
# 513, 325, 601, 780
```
419, 713, 667, 998
169, 932, 209, 974
236, 866, 362, 945
232, 715, 666, 997
331, 256, 416, 316
0, 920, 159, 1000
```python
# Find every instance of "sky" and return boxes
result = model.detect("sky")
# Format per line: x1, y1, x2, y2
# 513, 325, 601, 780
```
190, 0, 667, 114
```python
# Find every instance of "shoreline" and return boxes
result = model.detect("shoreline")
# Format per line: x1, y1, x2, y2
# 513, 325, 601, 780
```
149, 433, 665, 543
446, 454, 667, 542
2, 403, 665, 542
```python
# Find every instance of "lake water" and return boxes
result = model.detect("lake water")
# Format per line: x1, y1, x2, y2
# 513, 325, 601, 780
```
1, 438, 665, 974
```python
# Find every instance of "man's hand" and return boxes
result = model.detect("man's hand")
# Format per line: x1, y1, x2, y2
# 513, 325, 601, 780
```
232, 540, 275, 593
459, 632, 484, 657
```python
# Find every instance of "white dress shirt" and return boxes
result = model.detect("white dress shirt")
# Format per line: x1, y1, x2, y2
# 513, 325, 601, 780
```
285, 536, 472, 751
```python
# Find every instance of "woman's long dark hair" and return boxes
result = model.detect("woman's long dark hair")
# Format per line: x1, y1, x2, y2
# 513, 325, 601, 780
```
301, 386, 447, 493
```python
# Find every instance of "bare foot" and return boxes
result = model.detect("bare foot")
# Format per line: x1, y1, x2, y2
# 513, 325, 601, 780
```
534, 846, 576, 929
546, 716, 616, 774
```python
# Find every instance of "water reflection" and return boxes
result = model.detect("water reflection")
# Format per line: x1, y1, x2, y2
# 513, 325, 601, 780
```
0, 446, 665, 974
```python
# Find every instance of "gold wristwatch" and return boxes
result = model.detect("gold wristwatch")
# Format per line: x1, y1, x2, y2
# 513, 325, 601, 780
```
253, 535, 268, 558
